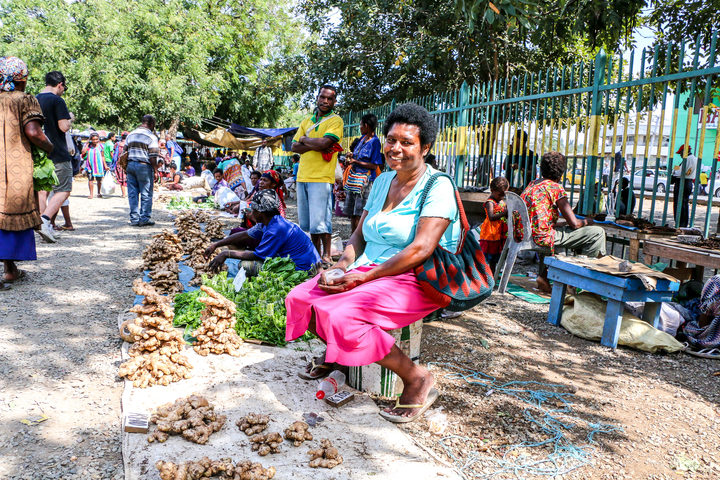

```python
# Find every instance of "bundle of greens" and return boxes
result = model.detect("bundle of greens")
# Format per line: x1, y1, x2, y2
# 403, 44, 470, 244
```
32, 147, 59, 192
173, 289, 204, 331
173, 272, 237, 340
167, 196, 217, 210
234, 257, 312, 346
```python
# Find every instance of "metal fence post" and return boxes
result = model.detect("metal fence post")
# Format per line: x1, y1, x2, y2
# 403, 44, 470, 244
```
455, 81, 470, 185
582, 49, 607, 215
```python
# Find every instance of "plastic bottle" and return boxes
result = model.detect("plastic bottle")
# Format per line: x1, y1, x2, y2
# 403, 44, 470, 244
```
316, 370, 346, 399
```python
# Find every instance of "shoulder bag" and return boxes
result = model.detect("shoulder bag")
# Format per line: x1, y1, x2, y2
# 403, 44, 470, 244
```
413, 172, 495, 311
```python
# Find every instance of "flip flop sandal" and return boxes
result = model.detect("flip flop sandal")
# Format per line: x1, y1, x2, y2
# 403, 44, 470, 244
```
0, 282, 10, 291
378, 388, 439, 424
3, 269, 26, 284
684, 347, 720, 359
298, 359, 334, 380
57, 226, 76, 231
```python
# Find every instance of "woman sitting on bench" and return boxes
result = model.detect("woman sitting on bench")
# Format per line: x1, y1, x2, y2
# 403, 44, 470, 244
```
520, 151, 607, 293
285, 103, 461, 423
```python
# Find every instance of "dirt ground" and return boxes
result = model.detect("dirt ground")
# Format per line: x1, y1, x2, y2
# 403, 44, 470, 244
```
0, 180, 718, 479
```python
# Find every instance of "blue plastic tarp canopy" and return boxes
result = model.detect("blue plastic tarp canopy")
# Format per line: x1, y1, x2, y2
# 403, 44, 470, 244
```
228, 124, 297, 139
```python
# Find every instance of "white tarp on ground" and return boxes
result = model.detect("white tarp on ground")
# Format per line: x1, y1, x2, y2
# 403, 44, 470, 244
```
119, 315, 460, 480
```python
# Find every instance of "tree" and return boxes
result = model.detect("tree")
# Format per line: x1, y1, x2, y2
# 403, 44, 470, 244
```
293, 0, 645, 111
0, 0, 304, 130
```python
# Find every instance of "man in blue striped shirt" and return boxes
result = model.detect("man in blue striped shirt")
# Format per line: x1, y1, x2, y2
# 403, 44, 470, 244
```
125, 115, 159, 226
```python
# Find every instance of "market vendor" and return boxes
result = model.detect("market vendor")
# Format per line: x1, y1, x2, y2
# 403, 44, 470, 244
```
285, 103, 459, 423
162, 164, 184, 190
205, 189, 320, 276
520, 151, 607, 293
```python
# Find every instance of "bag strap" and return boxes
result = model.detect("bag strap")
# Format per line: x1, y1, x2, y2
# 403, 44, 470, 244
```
417, 171, 470, 254
309, 113, 338, 132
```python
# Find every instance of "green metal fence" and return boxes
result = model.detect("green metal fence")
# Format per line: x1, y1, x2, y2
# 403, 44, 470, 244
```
342, 31, 720, 235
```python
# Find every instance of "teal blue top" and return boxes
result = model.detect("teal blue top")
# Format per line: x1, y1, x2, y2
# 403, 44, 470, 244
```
348, 165, 460, 270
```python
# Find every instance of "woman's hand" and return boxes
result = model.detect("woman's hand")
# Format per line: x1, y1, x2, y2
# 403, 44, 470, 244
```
318, 265, 347, 286
204, 242, 217, 259
208, 251, 227, 271
317, 271, 367, 294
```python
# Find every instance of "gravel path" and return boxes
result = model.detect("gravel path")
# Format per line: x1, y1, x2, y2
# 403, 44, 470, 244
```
0, 181, 173, 480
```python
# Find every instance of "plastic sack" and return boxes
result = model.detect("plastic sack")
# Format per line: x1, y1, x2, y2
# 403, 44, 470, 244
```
181, 176, 206, 189
101, 171, 117, 196
561, 292, 684, 353
32, 147, 59, 191
425, 407, 448, 435
215, 186, 240, 208
625, 301, 685, 336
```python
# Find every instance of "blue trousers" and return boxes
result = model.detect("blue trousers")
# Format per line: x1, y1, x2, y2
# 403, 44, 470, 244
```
126, 161, 154, 224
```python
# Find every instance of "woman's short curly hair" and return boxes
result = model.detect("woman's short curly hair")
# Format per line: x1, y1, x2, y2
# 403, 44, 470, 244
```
540, 151, 567, 182
383, 103, 438, 146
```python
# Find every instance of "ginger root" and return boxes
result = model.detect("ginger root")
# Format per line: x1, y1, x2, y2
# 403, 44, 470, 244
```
156, 458, 275, 480
236, 413, 269, 435
118, 280, 192, 388
308, 438, 343, 469
142, 230, 183, 271
283, 421, 313, 446
192, 285, 243, 356
148, 395, 225, 445
250, 432, 283, 456
205, 217, 226, 240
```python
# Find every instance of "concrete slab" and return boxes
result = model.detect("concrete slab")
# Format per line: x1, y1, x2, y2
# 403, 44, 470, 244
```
119, 321, 460, 480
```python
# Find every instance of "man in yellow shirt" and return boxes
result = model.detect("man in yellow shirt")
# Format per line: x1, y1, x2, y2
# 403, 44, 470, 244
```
291, 85, 344, 264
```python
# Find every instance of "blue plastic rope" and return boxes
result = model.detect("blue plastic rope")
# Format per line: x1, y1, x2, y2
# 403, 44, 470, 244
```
427, 363, 623, 479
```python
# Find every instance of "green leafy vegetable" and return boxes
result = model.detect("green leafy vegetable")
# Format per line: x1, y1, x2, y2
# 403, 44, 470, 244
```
167, 196, 217, 210
173, 289, 205, 330
234, 257, 312, 346
32, 147, 59, 192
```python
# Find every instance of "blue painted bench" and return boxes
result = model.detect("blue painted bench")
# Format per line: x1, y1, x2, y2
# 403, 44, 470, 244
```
544, 256, 680, 349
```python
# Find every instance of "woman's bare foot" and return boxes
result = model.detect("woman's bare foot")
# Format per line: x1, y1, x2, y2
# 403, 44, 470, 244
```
536, 276, 552, 294
383, 365, 435, 418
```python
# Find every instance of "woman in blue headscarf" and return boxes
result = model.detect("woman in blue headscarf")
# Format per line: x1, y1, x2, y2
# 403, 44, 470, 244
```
0, 57, 54, 289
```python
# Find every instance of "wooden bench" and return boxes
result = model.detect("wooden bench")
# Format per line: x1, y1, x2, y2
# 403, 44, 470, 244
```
545, 256, 680, 349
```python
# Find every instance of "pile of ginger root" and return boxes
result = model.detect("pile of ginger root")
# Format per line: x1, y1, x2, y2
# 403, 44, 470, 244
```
142, 231, 184, 294
147, 395, 226, 445
249, 432, 283, 456
283, 421, 313, 446
307, 438, 343, 469
192, 285, 243, 356
118, 280, 192, 388
174, 210, 215, 285
236, 413, 269, 435
156, 457, 275, 480
142, 230, 183, 270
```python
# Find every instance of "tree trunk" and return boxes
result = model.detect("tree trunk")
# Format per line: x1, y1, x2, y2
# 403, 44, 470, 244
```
168, 118, 180, 138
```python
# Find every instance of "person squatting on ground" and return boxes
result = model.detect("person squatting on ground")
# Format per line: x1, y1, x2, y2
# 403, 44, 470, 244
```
519, 151, 607, 293
0, 56, 55, 290
291, 85, 344, 265
479, 176, 509, 273
125, 114, 159, 227
343, 113, 384, 234
82, 132, 107, 199
36, 70, 72, 243
286, 103, 461, 423
205, 189, 320, 277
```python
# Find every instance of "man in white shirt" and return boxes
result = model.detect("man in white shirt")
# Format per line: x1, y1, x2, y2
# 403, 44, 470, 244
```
672, 145, 697, 227
254, 139, 274, 172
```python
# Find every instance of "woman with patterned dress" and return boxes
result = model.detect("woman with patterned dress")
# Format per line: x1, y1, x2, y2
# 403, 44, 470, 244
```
519, 151, 606, 293
0, 56, 55, 290
112, 132, 128, 197
82, 132, 107, 199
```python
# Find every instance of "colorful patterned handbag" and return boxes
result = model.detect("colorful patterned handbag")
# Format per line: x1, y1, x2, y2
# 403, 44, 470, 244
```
414, 173, 495, 311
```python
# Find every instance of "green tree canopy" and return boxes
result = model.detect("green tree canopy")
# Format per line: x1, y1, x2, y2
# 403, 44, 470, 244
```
0, 0, 304, 130
294, 0, 645, 111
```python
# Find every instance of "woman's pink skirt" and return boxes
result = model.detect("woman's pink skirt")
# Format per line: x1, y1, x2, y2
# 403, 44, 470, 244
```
285, 265, 448, 366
